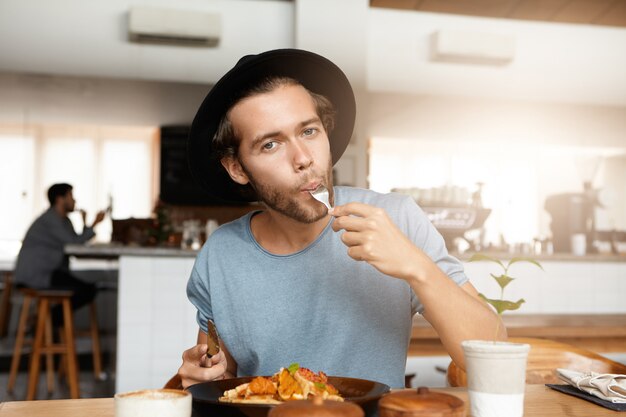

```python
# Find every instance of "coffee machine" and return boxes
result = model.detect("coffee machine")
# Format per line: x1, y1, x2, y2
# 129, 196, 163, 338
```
544, 182, 600, 253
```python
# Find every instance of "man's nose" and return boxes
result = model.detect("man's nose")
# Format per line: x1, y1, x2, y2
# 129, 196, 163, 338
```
291, 140, 313, 171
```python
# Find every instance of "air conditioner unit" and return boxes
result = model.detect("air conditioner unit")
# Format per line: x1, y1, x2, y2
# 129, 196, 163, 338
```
430, 29, 515, 66
128, 6, 221, 47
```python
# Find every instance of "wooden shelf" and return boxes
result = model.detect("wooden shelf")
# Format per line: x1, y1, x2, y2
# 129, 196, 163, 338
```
410, 313, 626, 356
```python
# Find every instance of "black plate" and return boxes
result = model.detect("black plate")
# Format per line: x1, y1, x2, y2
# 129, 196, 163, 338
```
188, 376, 390, 417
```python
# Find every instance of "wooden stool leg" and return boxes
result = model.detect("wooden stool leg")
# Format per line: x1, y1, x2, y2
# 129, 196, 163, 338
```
45, 315, 55, 395
62, 299, 80, 399
0, 272, 14, 338
27, 298, 49, 400
89, 302, 102, 378
7, 295, 31, 393
57, 329, 66, 381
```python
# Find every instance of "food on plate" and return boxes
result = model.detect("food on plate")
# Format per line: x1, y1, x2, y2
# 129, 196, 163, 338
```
219, 363, 343, 404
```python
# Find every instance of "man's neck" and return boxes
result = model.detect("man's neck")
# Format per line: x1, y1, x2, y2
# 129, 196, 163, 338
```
250, 209, 331, 255
53, 204, 67, 217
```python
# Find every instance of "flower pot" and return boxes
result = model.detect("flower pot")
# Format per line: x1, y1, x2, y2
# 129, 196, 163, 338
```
461, 340, 530, 417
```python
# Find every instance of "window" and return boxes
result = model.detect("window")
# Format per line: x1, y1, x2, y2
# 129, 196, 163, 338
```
369, 138, 625, 245
0, 127, 36, 241
0, 124, 158, 250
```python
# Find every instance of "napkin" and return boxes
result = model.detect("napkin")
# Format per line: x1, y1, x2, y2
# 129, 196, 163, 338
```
557, 368, 626, 404
546, 384, 626, 411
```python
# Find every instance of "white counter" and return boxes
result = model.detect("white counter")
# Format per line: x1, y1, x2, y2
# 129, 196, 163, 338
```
115, 255, 199, 393
464, 259, 626, 314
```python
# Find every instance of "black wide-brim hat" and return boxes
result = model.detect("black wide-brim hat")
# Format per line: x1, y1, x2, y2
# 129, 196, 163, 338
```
187, 48, 356, 203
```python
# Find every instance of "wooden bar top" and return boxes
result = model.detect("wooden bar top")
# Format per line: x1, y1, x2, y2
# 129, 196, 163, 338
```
410, 314, 626, 356
0, 385, 617, 417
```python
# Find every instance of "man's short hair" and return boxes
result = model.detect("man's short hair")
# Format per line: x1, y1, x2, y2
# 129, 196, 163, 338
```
47, 183, 73, 206
213, 76, 336, 162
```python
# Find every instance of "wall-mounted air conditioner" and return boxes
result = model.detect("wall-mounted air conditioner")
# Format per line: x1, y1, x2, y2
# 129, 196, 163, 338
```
430, 29, 515, 66
128, 6, 221, 47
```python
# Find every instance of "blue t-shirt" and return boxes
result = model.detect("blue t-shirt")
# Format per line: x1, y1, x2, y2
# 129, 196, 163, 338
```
186, 186, 468, 388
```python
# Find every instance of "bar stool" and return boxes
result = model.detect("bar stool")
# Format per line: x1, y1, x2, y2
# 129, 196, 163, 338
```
0, 271, 14, 338
7, 287, 102, 399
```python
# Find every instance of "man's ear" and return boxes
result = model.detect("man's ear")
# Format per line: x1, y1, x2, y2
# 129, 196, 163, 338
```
221, 156, 250, 185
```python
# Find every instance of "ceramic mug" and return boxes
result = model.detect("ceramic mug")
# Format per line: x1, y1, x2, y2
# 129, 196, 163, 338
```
115, 388, 192, 417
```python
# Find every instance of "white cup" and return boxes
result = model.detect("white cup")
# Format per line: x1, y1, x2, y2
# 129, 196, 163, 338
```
462, 340, 530, 417
115, 388, 192, 417
571, 233, 587, 256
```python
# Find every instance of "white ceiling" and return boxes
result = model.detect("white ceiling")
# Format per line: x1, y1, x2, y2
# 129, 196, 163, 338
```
0, 0, 625, 106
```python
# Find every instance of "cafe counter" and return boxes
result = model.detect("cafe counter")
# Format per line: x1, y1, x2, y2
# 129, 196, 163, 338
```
66, 244, 200, 393
65, 243, 199, 258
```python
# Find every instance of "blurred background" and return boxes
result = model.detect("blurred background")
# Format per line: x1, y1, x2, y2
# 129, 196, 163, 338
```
0, 0, 624, 398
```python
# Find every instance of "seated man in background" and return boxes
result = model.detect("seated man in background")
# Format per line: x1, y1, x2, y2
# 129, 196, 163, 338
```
14, 183, 106, 323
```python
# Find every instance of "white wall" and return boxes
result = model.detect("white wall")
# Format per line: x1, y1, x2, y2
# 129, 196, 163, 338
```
0, 0, 294, 84
367, 93, 626, 148
295, 0, 368, 89
0, 72, 208, 126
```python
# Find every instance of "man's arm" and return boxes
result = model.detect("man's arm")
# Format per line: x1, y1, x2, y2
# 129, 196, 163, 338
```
43, 210, 105, 245
178, 329, 238, 388
413, 263, 506, 370
80, 209, 106, 231
330, 202, 506, 370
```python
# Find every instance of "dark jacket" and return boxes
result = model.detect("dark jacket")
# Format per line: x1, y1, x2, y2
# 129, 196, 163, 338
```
14, 208, 95, 288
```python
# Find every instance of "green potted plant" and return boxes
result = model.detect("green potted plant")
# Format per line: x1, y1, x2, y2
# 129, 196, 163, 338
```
461, 253, 543, 417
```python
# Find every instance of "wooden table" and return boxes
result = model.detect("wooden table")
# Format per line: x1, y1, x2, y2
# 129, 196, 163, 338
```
0, 385, 618, 417
410, 313, 626, 356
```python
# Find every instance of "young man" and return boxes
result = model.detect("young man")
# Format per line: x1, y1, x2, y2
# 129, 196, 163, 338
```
179, 49, 505, 388
14, 183, 106, 321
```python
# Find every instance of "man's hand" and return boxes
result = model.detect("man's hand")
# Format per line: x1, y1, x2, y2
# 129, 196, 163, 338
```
330, 202, 424, 282
91, 210, 106, 228
178, 344, 228, 389
333, 203, 506, 371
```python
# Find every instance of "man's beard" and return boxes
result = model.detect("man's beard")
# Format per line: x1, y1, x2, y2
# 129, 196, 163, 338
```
240, 161, 333, 224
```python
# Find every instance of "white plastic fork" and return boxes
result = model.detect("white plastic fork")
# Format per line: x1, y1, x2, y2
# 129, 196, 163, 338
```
309, 184, 332, 210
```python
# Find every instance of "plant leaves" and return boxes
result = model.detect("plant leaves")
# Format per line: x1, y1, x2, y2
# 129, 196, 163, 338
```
507, 257, 544, 271
468, 253, 504, 269
479, 294, 526, 315
491, 273, 515, 290
288, 363, 300, 375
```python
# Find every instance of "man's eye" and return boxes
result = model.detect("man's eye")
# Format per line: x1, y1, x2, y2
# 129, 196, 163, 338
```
303, 128, 317, 136
262, 141, 276, 150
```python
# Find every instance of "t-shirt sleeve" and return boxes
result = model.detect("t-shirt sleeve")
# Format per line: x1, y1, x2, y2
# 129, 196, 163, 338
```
186, 245, 213, 335
398, 195, 469, 315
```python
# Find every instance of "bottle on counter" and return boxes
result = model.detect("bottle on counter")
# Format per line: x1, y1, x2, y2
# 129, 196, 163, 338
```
182, 220, 201, 250
205, 219, 219, 240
